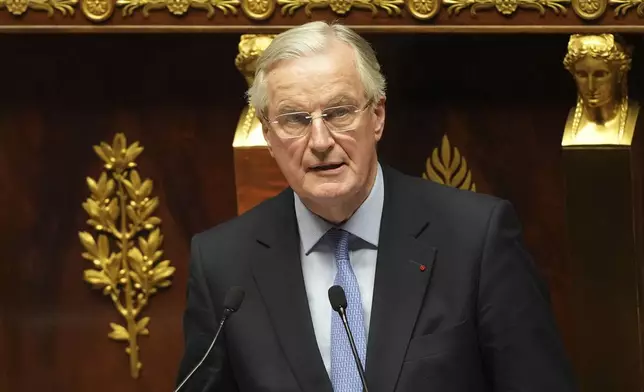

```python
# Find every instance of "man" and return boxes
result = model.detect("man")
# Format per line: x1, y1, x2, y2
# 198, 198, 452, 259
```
176, 21, 576, 392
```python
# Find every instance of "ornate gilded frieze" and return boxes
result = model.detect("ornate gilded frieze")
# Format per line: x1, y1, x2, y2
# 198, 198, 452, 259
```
443, 0, 569, 16
278, 0, 403, 16
79, 133, 175, 379
571, 0, 606, 19
422, 134, 477, 192
81, 0, 114, 21
0, 0, 76, 16
116, 0, 240, 17
408, 0, 440, 18
609, 0, 644, 16
4, 0, 644, 35
241, 0, 274, 19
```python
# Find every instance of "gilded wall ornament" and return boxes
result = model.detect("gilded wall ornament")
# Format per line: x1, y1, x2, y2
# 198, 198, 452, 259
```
116, 0, 239, 17
443, 0, 568, 15
241, 0, 274, 18
79, 133, 175, 379
278, 0, 403, 16
408, 0, 440, 19
234, 34, 276, 148
82, 0, 114, 21
0, 0, 76, 16
422, 134, 476, 192
562, 34, 639, 146
572, 0, 606, 19
610, 0, 644, 16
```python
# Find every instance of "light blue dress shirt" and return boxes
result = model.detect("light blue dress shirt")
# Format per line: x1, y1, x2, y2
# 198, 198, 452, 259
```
294, 163, 384, 375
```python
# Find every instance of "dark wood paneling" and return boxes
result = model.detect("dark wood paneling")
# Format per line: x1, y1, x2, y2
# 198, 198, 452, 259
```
0, 34, 243, 392
234, 147, 288, 214
3, 33, 643, 391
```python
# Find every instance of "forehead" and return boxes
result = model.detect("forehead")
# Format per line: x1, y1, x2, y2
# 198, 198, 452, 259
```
574, 56, 612, 72
265, 40, 364, 110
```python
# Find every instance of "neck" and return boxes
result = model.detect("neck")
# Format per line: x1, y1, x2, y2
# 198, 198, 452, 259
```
584, 100, 618, 125
303, 162, 378, 225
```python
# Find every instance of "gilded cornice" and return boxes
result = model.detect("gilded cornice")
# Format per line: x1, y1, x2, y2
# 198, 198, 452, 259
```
1, 0, 644, 27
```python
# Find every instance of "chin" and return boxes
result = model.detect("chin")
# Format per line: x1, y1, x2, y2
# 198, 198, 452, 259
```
305, 182, 356, 202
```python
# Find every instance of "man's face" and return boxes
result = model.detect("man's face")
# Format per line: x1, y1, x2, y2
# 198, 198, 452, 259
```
262, 40, 385, 206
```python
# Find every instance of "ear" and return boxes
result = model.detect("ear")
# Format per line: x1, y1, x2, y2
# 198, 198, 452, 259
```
373, 97, 386, 142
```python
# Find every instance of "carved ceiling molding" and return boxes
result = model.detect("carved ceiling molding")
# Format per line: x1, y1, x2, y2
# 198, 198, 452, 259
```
0, 0, 76, 16
1, 0, 642, 24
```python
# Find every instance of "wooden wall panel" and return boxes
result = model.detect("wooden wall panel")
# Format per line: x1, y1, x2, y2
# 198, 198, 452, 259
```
0, 34, 244, 392
2, 32, 643, 391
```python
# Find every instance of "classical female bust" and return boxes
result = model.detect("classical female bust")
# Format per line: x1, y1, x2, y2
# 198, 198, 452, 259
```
562, 34, 639, 146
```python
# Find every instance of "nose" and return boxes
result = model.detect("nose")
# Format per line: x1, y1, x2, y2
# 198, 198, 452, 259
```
588, 76, 596, 92
308, 116, 334, 154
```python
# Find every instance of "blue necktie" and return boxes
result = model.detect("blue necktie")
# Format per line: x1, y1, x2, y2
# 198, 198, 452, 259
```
328, 228, 367, 392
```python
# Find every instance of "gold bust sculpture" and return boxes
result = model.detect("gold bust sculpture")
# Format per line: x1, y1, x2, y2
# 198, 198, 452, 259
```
562, 34, 639, 146
233, 34, 275, 148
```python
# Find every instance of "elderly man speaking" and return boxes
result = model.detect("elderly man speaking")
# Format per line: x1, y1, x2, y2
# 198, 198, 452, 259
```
175, 21, 576, 392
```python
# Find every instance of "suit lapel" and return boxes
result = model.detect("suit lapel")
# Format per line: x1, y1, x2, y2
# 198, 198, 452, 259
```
365, 166, 436, 392
251, 190, 333, 392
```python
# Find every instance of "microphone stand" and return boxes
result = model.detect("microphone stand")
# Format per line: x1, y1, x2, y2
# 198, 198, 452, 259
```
174, 308, 233, 392
337, 306, 369, 392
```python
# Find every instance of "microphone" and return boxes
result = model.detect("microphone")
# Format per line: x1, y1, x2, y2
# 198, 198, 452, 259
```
174, 286, 245, 392
328, 285, 369, 392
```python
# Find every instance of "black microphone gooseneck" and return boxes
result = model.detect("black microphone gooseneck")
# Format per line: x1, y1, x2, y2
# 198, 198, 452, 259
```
174, 286, 245, 392
328, 285, 369, 392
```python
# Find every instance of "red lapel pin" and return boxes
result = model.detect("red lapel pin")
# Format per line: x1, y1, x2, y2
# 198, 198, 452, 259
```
409, 260, 427, 272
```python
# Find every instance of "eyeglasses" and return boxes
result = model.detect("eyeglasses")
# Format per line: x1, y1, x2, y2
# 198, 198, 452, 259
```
266, 101, 372, 139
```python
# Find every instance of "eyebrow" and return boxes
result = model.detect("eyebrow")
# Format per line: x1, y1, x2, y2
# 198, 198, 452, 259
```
326, 95, 358, 107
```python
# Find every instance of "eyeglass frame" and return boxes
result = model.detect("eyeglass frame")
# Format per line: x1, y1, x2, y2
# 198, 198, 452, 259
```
262, 99, 374, 139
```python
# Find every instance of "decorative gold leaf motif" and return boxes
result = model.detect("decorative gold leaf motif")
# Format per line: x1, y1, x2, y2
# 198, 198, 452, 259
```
610, 0, 644, 16
0, 0, 76, 16
443, 0, 568, 15
80, 133, 175, 379
116, 0, 239, 17
407, 0, 440, 18
82, 0, 115, 21
571, 0, 606, 18
241, 0, 274, 18
278, 0, 403, 16
422, 134, 477, 192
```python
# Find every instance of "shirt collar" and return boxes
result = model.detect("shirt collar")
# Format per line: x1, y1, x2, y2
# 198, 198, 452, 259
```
294, 163, 384, 254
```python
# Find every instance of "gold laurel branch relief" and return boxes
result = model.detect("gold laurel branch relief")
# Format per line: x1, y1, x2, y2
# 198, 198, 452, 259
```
0, 0, 76, 16
610, 0, 644, 17
443, 0, 568, 16
116, 0, 239, 17
79, 133, 175, 379
278, 0, 403, 17
422, 134, 477, 192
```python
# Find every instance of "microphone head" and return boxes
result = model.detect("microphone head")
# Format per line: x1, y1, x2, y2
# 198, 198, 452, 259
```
224, 286, 245, 313
328, 285, 347, 312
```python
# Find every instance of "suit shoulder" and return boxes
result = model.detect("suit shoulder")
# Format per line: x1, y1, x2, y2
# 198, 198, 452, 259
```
192, 189, 291, 248
406, 172, 502, 208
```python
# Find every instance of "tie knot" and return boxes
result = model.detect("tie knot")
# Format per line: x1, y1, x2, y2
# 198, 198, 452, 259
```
326, 228, 350, 249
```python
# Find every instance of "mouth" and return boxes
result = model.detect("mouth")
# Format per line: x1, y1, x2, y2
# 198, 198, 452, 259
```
309, 162, 345, 172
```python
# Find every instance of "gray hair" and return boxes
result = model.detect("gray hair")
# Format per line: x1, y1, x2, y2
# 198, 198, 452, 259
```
246, 21, 387, 117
